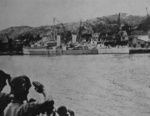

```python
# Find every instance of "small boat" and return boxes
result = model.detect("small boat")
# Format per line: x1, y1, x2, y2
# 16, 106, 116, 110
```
23, 47, 56, 55
97, 44, 129, 54
23, 46, 98, 55
63, 49, 98, 55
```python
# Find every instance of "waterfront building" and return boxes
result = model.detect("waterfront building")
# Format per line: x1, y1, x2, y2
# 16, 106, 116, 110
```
129, 35, 150, 48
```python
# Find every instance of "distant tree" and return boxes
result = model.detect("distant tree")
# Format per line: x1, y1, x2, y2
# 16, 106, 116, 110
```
138, 17, 150, 32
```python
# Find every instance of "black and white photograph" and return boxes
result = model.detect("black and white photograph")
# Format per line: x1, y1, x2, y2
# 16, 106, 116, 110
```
1, 0, 150, 116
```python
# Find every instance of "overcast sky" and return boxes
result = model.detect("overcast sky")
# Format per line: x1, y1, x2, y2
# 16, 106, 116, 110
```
0, 0, 150, 30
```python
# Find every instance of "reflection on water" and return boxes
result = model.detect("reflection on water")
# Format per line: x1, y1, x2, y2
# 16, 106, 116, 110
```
1, 54, 150, 116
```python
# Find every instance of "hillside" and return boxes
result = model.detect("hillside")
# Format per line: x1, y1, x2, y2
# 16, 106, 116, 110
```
0, 13, 148, 43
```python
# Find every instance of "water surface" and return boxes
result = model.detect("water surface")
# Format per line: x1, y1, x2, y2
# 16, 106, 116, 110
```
1, 54, 150, 116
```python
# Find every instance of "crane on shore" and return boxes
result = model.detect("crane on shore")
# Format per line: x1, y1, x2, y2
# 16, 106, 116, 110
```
53, 17, 66, 42
53, 18, 72, 44
53, 18, 66, 32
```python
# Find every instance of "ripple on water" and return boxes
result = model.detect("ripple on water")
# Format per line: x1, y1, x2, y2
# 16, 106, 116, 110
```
1, 54, 150, 116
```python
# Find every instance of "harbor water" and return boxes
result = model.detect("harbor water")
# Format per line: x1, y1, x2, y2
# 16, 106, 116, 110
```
1, 54, 150, 116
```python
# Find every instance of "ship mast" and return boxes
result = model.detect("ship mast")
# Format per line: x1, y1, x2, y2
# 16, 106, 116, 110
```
118, 13, 121, 31
53, 17, 56, 41
146, 7, 150, 40
78, 19, 82, 42
53, 17, 67, 44
146, 7, 149, 19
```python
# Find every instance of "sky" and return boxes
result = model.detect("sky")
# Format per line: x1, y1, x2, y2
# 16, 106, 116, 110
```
0, 0, 150, 30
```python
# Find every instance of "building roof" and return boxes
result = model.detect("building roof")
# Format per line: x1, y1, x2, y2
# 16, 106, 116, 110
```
137, 35, 150, 42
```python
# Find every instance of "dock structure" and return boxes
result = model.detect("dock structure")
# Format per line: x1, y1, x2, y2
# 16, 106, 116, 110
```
3, 47, 150, 55
129, 48, 150, 54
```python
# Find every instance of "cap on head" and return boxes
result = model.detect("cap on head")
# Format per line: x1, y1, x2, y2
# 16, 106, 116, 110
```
10, 75, 31, 94
57, 106, 67, 115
